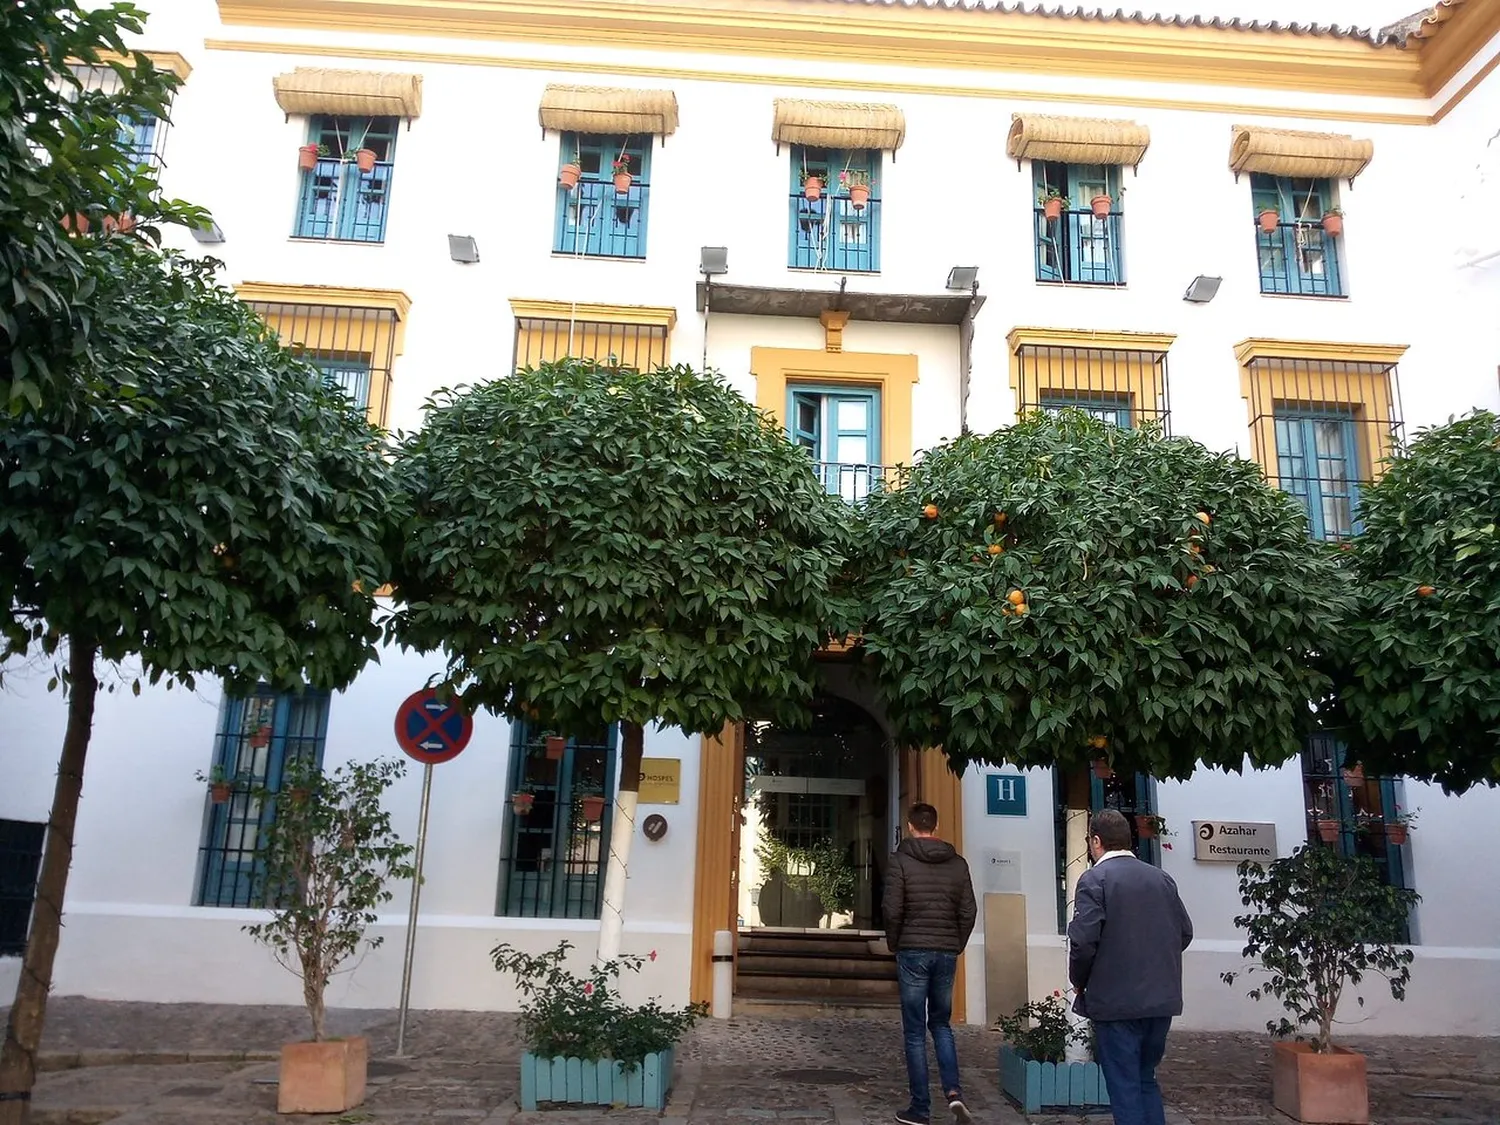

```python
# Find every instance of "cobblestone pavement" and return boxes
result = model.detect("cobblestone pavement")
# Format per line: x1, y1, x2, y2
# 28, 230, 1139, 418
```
15, 1000, 1500, 1124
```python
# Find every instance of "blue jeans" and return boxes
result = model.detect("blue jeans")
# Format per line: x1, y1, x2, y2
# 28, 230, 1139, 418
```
896, 950, 961, 1117
1093, 1016, 1172, 1125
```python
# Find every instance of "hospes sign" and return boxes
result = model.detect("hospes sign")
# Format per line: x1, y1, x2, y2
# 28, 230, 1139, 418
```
1192, 820, 1278, 863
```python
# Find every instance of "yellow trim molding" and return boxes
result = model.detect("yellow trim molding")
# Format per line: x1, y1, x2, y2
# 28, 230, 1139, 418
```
96, 50, 193, 81
1233, 338, 1408, 367
1008, 327, 1177, 354
235, 281, 412, 320
751, 347, 918, 464
508, 299, 676, 331
1419, 0, 1500, 96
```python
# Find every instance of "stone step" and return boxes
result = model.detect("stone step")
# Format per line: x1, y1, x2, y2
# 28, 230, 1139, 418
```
736, 952, 897, 978
739, 932, 889, 956
731, 994, 901, 1018
731, 973, 901, 998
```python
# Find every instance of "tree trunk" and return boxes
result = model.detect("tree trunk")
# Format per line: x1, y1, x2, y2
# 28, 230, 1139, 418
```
0, 639, 98, 1125
596, 720, 644, 963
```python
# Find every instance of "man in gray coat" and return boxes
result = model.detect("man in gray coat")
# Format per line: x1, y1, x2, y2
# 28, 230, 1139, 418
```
1067, 808, 1194, 1125
884, 802, 978, 1125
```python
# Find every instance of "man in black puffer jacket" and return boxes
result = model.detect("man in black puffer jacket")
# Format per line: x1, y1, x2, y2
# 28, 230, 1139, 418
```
883, 802, 978, 1125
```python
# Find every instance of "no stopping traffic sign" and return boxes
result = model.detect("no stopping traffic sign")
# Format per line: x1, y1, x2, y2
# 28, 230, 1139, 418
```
394, 689, 473, 765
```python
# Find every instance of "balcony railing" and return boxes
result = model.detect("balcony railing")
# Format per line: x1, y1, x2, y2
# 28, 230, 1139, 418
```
293, 157, 393, 243
812, 461, 903, 503
789, 192, 881, 272
1034, 208, 1124, 285
555, 178, 649, 260
1256, 219, 1344, 297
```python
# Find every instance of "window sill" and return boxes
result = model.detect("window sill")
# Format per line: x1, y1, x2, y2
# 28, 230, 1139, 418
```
551, 252, 647, 263
288, 236, 387, 246
1036, 279, 1127, 289
1257, 290, 1349, 301
788, 266, 880, 276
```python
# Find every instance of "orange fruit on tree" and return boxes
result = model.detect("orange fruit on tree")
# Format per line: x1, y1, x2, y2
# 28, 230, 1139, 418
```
923, 503, 939, 520
1417, 585, 1436, 597
1015, 602, 1029, 616
1089, 735, 1108, 750
1185, 574, 1199, 590
1195, 511, 1212, 526
1188, 542, 1202, 555
1006, 589, 1026, 606
988, 543, 1004, 556
994, 511, 1008, 526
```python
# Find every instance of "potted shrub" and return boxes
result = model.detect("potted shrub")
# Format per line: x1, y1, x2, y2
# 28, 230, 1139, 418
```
1038, 188, 1067, 221
1384, 806, 1416, 847
511, 786, 537, 816
579, 794, 607, 823
1222, 845, 1418, 1125
492, 940, 705, 1111
559, 158, 583, 190
996, 990, 1109, 1114
1259, 208, 1282, 234
1321, 207, 1344, 237
612, 154, 633, 195
839, 169, 871, 211
800, 168, 824, 202
195, 765, 233, 805
246, 756, 416, 1115
1090, 193, 1112, 219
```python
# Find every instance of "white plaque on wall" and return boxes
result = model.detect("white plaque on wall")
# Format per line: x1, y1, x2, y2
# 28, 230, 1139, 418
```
1193, 820, 1278, 863
981, 849, 1024, 893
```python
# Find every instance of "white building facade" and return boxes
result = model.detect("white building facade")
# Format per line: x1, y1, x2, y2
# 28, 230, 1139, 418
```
2, 0, 1499, 1035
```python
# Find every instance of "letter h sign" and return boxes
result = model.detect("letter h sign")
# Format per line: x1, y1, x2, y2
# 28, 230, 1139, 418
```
985, 773, 1027, 817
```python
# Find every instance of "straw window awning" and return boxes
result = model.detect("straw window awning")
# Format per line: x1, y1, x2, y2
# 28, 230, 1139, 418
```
771, 99, 906, 152
272, 68, 422, 119
1229, 126, 1374, 181
1006, 115, 1150, 167
538, 85, 679, 136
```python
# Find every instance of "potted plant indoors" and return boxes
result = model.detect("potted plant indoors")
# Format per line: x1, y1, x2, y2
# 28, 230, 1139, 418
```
612, 154, 633, 195
491, 940, 706, 1111
839, 168, 871, 210
246, 755, 416, 1115
1321, 206, 1344, 237
1221, 845, 1418, 1124
996, 990, 1110, 1114
195, 765, 234, 804
559, 155, 583, 190
800, 168, 824, 201
1259, 207, 1282, 234
1039, 187, 1067, 221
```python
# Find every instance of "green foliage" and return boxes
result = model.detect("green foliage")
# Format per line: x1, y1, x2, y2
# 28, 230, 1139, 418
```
490, 941, 706, 1069
1221, 845, 1417, 1054
0, 245, 393, 692
995, 991, 1088, 1065
246, 756, 416, 1042
1, 0, 205, 408
852, 411, 1350, 779
388, 359, 850, 736
754, 836, 855, 920
1333, 410, 1500, 792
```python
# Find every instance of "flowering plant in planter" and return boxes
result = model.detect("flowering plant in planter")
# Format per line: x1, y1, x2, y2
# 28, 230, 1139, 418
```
838, 168, 871, 190
994, 990, 1088, 1065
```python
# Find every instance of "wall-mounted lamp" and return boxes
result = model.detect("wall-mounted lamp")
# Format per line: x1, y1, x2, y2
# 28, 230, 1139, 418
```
188, 220, 225, 244
700, 246, 729, 276
946, 265, 980, 292
448, 235, 480, 263
1183, 275, 1222, 303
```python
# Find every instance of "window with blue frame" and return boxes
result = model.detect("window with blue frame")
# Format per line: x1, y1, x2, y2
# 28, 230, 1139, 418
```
1251, 174, 1343, 297
312, 355, 372, 412
789, 386, 883, 501
1273, 410, 1362, 540
1302, 734, 1410, 897
1040, 395, 1133, 429
1034, 161, 1124, 285
293, 115, 397, 243
789, 147, 880, 273
195, 687, 330, 908
499, 723, 617, 919
554, 134, 650, 260
0, 819, 45, 956
1054, 766, 1160, 932
118, 115, 158, 168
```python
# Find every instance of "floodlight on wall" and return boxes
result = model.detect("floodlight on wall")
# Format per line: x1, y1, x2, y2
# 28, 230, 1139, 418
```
946, 265, 979, 292
188, 220, 224, 244
448, 235, 480, 263
700, 246, 729, 276
1183, 275, 1222, 303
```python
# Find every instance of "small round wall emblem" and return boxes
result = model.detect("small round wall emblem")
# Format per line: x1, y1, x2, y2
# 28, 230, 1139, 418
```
642, 814, 668, 842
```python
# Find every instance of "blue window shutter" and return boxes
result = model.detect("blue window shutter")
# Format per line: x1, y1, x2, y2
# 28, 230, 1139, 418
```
1274, 412, 1361, 540
790, 390, 821, 454
1033, 161, 1064, 282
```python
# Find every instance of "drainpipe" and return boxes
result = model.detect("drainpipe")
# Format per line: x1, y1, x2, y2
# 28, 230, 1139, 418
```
958, 283, 980, 434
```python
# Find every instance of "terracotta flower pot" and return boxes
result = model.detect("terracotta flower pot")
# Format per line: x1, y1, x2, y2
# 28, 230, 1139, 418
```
100, 213, 136, 235
580, 795, 607, 823
1341, 765, 1364, 786
209, 782, 232, 804
278, 1036, 368, 1115
1259, 209, 1281, 234
511, 793, 535, 815
1090, 194, 1112, 218
613, 171, 633, 195
1385, 823, 1409, 846
61, 213, 90, 234
1316, 818, 1341, 843
803, 176, 822, 202
249, 725, 271, 749
559, 162, 582, 190
545, 735, 566, 760
354, 148, 377, 173
1091, 760, 1114, 779
1321, 213, 1343, 237
1136, 818, 1158, 840
1270, 1040, 1368, 1125
1042, 197, 1065, 221
849, 184, 870, 211
298, 144, 320, 171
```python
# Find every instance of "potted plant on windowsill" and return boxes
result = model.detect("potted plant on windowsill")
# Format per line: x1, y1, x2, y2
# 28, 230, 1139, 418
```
1314, 815, 1342, 843
559, 155, 583, 190
839, 168, 871, 211
1135, 813, 1170, 841
800, 168, 824, 202
1038, 187, 1067, 221
579, 793, 607, 823
195, 765, 234, 805
1222, 845, 1418, 1124
492, 940, 705, 1111
246, 756, 416, 1115
1384, 806, 1416, 847
996, 990, 1109, 1114
1321, 207, 1344, 237
511, 786, 537, 816
298, 143, 328, 171
1258, 208, 1282, 234
612, 154, 633, 195
544, 733, 567, 760
350, 148, 377, 174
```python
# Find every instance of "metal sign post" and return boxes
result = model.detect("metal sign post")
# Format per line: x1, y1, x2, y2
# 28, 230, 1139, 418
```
391, 688, 473, 1058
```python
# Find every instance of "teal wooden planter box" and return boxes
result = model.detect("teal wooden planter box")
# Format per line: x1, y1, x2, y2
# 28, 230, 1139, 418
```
519, 1048, 675, 1111
999, 1044, 1110, 1114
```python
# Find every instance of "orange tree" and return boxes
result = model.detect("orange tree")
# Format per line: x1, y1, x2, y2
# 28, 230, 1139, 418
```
387, 359, 850, 961
0, 245, 393, 1124
1332, 410, 1500, 792
851, 411, 1350, 780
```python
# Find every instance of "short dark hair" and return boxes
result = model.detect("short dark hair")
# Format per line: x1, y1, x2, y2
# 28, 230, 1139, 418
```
1090, 809, 1132, 852
907, 803, 939, 834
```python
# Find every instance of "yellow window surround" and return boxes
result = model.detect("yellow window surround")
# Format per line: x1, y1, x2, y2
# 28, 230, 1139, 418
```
235, 282, 412, 429
508, 299, 676, 372
750, 346, 919, 466
1235, 338, 1408, 487
86, 50, 194, 82
1007, 327, 1176, 431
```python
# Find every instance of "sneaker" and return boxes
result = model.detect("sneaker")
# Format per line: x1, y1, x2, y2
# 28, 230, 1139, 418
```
947, 1095, 973, 1124
895, 1110, 930, 1125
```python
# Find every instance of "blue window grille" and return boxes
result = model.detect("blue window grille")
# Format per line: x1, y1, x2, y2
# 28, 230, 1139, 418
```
1016, 343, 1170, 434
554, 134, 651, 260
117, 115, 160, 168
499, 723, 617, 919
293, 115, 397, 243
789, 386, 889, 502
1302, 735, 1410, 897
788, 146, 881, 273
1053, 767, 1160, 932
1034, 161, 1124, 285
0, 819, 45, 956
1251, 174, 1343, 297
1040, 395, 1134, 429
313, 356, 372, 412
1273, 410, 1362, 541
195, 687, 330, 908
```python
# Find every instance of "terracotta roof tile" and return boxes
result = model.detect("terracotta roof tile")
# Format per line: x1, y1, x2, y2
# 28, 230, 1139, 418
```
1379, 0, 1467, 45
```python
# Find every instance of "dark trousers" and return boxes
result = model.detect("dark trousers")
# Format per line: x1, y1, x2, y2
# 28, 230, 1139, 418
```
1093, 1016, 1172, 1125
896, 950, 961, 1117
